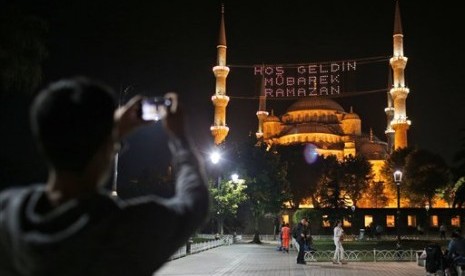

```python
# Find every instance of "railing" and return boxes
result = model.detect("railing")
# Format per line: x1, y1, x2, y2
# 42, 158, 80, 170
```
169, 235, 233, 260
292, 238, 417, 262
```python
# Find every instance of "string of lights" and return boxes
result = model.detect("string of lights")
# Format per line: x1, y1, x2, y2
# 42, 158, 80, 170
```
229, 88, 389, 100
227, 56, 390, 69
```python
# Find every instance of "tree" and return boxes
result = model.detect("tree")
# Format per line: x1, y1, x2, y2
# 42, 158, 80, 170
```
210, 177, 247, 235
404, 149, 451, 206
365, 180, 389, 208
313, 155, 347, 208
341, 155, 373, 207
278, 145, 323, 209
452, 177, 465, 208
234, 137, 289, 243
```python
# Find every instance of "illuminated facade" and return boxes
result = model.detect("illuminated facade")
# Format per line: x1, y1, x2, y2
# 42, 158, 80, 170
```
210, 2, 414, 207
257, 98, 393, 207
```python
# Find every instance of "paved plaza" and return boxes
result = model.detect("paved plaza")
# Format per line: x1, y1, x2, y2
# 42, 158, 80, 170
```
155, 241, 426, 276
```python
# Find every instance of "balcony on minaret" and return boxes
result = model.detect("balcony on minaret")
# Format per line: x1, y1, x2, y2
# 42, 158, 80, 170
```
211, 95, 230, 106
390, 116, 411, 127
389, 56, 407, 67
389, 87, 409, 98
213, 65, 230, 77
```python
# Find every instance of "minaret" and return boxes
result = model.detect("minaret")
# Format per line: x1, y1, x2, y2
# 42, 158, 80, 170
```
211, 4, 230, 145
385, 66, 395, 153
256, 70, 268, 139
389, 0, 411, 149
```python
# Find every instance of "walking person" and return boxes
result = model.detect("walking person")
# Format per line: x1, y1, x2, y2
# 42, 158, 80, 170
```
440, 223, 447, 240
295, 217, 310, 264
281, 223, 291, 253
333, 219, 347, 264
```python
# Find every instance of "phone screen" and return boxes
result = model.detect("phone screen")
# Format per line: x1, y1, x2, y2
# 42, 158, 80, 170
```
141, 97, 170, 121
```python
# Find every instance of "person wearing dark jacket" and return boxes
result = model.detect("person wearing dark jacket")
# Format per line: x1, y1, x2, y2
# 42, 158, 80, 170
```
295, 217, 310, 264
0, 77, 209, 276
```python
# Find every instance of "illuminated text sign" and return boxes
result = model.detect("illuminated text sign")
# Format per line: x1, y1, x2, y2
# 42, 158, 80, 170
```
254, 61, 357, 97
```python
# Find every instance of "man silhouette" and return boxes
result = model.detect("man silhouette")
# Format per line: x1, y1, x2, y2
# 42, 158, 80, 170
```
0, 77, 209, 276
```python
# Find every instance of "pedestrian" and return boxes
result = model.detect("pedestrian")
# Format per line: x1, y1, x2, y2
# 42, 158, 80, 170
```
332, 219, 347, 264
440, 223, 447, 240
281, 223, 291, 253
295, 217, 310, 264
444, 229, 465, 275
417, 224, 425, 235
375, 224, 383, 240
0, 77, 209, 276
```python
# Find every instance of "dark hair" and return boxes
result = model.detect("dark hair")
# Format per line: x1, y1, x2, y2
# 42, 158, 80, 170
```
30, 77, 117, 172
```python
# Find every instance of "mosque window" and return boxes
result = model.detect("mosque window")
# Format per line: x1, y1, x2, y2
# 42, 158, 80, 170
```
386, 215, 395, 227
407, 215, 417, 227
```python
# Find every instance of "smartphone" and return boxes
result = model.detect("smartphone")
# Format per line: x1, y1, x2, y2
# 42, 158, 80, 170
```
141, 97, 172, 121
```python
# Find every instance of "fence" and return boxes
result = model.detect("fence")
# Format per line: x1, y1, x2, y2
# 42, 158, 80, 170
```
169, 235, 233, 260
291, 238, 418, 262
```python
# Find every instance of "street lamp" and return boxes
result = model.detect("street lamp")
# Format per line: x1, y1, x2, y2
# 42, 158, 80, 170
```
425, 204, 430, 237
351, 205, 356, 236
210, 151, 222, 188
394, 170, 403, 246
231, 173, 239, 183
210, 150, 222, 234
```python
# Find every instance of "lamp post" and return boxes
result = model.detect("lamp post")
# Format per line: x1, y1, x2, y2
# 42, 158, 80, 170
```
351, 205, 356, 236
425, 204, 430, 237
210, 150, 222, 234
210, 150, 221, 188
394, 170, 403, 246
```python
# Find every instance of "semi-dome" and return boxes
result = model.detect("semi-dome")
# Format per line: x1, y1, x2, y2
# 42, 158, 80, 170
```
359, 141, 387, 160
265, 114, 280, 122
287, 97, 345, 113
343, 112, 360, 120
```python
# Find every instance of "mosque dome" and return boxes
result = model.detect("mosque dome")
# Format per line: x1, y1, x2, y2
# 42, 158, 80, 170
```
287, 97, 345, 113
359, 141, 387, 160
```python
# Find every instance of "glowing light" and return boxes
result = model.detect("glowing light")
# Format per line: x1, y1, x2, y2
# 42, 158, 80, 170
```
210, 151, 221, 164
303, 143, 318, 164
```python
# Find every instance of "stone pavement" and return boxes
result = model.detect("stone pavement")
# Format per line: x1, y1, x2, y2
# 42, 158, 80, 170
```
155, 242, 426, 276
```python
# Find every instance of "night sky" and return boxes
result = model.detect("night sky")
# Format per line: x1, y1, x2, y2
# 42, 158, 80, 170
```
3, 0, 465, 186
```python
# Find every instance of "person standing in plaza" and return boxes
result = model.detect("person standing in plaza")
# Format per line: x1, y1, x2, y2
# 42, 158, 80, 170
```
295, 217, 310, 264
440, 223, 447, 240
333, 219, 347, 264
281, 223, 291, 253
0, 77, 209, 276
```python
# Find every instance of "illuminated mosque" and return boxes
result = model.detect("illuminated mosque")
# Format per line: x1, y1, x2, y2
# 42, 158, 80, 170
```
210, 2, 412, 208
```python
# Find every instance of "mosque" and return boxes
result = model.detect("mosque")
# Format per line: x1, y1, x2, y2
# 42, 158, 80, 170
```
210, 2, 411, 208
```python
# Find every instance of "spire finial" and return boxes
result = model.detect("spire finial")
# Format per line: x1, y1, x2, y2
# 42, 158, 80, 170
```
394, 0, 403, 35
370, 128, 374, 142
218, 3, 227, 46
350, 106, 353, 113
